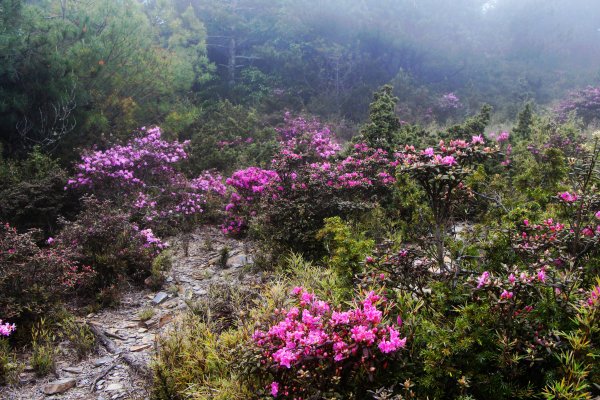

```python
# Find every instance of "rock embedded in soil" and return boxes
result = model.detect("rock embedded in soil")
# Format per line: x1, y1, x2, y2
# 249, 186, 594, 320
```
62, 366, 83, 374
93, 356, 113, 367
129, 344, 152, 352
42, 378, 77, 395
152, 291, 169, 305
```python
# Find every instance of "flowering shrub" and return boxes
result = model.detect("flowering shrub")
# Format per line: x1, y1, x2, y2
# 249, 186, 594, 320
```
555, 86, 600, 125
54, 198, 165, 294
222, 167, 280, 235
0, 223, 91, 327
397, 136, 498, 267
223, 115, 396, 252
253, 287, 406, 399
276, 112, 341, 162
67, 126, 226, 231
438, 92, 462, 110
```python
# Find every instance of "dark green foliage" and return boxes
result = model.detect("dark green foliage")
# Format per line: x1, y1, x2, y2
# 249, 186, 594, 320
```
446, 104, 492, 139
0, 147, 77, 233
513, 103, 534, 140
187, 101, 278, 174
317, 216, 374, 286
360, 85, 401, 151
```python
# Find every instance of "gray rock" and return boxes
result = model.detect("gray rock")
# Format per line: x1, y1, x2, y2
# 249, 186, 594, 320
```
42, 378, 77, 395
93, 356, 113, 367
152, 292, 169, 305
19, 372, 36, 384
226, 254, 253, 269
106, 383, 123, 391
62, 366, 83, 374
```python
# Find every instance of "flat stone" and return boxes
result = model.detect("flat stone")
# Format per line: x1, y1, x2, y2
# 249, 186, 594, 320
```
62, 366, 83, 374
142, 316, 159, 329
152, 292, 169, 305
129, 344, 152, 352
93, 356, 113, 367
158, 314, 173, 328
137, 328, 148, 333
226, 254, 253, 269
106, 383, 123, 391
19, 372, 36, 384
42, 378, 77, 395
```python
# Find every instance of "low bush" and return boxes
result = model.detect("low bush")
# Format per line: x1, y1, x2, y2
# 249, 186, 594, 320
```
54, 197, 166, 295
0, 223, 91, 330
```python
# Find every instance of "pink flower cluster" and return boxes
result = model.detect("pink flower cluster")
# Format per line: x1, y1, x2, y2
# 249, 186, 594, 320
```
398, 137, 490, 169
438, 92, 462, 109
515, 216, 600, 266
222, 116, 397, 235
0, 319, 15, 337
222, 167, 280, 234
476, 268, 548, 303
555, 85, 600, 123
276, 112, 341, 161
558, 191, 578, 203
254, 288, 405, 398
138, 228, 168, 250
67, 127, 226, 225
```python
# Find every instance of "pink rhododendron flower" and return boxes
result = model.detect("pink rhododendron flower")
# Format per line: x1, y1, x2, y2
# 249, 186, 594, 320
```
496, 131, 510, 142
559, 191, 578, 202
471, 135, 484, 145
0, 320, 16, 337
477, 271, 490, 288
271, 381, 279, 397
537, 268, 547, 283
500, 290, 514, 300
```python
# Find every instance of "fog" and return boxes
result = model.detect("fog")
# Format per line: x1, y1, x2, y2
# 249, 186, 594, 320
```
192, 0, 600, 119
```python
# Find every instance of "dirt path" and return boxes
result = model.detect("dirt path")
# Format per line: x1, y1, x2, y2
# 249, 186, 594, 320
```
1, 226, 257, 400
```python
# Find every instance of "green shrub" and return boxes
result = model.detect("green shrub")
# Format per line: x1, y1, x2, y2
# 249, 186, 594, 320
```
0, 147, 78, 233
152, 314, 253, 400
30, 319, 57, 377
0, 339, 22, 385
58, 316, 96, 360
317, 216, 374, 286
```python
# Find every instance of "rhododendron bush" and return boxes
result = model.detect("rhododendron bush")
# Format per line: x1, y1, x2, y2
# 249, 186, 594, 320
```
0, 223, 92, 327
555, 86, 600, 125
53, 198, 167, 293
252, 287, 406, 399
223, 115, 397, 251
67, 126, 226, 231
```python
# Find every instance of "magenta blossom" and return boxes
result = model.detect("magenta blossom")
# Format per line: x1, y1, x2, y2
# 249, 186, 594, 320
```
0, 320, 16, 337
559, 191, 578, 203
271, 381, 279, 397
477, 271, 490, 288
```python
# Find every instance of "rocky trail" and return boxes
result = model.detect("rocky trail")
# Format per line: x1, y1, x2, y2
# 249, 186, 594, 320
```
1, 226, 259, 400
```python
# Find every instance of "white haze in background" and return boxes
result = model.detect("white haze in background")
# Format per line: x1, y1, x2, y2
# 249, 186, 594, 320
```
481, 0, 498, 14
